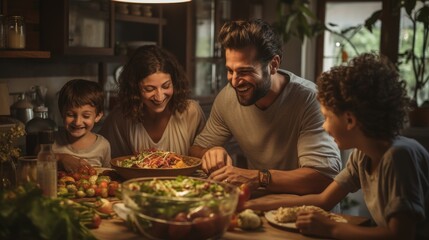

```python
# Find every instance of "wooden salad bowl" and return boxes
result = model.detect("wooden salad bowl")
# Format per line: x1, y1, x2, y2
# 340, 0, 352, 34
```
110, 155, 202, 180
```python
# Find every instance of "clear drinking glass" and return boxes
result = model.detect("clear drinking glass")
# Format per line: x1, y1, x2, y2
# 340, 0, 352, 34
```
18, 156, 38, 184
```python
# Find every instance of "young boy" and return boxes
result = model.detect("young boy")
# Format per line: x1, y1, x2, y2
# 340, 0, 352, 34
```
54, 79, 111, 172
246, 53, 429, 239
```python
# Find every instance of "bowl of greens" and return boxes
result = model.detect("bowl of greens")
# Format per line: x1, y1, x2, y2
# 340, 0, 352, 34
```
121, 176, 239, 240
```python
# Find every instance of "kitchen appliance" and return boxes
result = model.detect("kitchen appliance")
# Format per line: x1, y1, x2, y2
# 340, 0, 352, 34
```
10, 92, 33, 124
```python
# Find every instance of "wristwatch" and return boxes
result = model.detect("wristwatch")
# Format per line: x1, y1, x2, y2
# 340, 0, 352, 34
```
258, 169, 271, 188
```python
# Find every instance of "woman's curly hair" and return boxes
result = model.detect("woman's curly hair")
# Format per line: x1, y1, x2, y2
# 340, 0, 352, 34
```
117, 45, 190, 122
316, 53, 410, 140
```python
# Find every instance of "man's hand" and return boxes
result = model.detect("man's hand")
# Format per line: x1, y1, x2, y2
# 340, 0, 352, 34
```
201, 146, 233, 174
208, 165, 259, 189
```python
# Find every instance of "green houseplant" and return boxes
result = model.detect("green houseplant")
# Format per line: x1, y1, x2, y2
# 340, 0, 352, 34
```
0, 124, 25, 189
397, 0, 429, 126
363, 0, 429, 126
276, 0, 429, 126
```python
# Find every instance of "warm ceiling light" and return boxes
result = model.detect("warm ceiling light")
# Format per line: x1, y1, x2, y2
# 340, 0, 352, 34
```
113, 0, 191, 3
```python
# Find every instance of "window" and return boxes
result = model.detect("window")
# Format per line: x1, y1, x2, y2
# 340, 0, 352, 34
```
318, 1, 382, 73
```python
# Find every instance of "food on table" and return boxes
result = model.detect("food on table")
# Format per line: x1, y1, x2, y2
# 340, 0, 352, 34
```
236, 209, 263, 230
236, 183, 251, 212
274, 205, 347, 223
121, 176, 239, 240
57, 165, 120, 199
0, 183, 99, 240
119, 149, 189, 169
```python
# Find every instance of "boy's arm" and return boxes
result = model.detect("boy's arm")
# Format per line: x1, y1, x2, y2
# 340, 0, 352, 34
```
57, 153, 90, 172
298, 211, 417, 240
244, 181, 348, 211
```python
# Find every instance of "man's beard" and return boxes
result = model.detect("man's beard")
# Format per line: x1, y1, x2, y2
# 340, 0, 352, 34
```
235, 68, 271, 106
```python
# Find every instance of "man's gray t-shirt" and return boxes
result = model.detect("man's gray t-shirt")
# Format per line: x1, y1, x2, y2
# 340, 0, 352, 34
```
193, 70, 341, 179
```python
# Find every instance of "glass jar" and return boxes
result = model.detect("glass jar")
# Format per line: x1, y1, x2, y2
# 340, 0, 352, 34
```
18, 156, 37, 184
0, 14, 5, 49
7, 16, 26, 49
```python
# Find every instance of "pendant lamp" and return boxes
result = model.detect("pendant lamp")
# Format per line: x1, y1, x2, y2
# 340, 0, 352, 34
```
112, 0, 191, 3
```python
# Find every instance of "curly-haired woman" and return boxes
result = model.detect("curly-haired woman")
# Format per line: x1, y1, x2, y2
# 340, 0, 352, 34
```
99, 45, 206, 158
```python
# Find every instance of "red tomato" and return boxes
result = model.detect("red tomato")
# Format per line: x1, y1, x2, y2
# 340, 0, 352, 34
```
72, 172, 81, 181
191, 217, 216, 239
94, 187, 102, 197
227, 214, 239, 231
168, 212, 192, 240
108, 181, 120, 196
236, 184, 251, 212
88, 167, 97, 176
78, 165, 90, 175
86, 213, 101, 229
57, 171, 67, 179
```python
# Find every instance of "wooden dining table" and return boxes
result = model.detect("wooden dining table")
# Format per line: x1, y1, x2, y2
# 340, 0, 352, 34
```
91, 193, 370, 240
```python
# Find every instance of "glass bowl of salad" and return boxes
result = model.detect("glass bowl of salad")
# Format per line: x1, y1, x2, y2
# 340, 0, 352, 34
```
121, 176, 239, 240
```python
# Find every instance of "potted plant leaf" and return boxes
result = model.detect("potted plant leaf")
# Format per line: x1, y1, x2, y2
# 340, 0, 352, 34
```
364, 0, 429, 126
398, 0, 429, 126
276, 0, 429, 127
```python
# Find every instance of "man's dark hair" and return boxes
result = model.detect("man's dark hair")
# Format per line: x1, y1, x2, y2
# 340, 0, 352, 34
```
218, 19, 283, 65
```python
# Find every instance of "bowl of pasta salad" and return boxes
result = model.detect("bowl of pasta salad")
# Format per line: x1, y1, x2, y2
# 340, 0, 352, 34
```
110, 149, 202, 179
121, 176, 239, 240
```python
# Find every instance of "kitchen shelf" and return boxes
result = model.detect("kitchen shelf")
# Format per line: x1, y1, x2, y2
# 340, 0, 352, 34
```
0, 50, 51, 59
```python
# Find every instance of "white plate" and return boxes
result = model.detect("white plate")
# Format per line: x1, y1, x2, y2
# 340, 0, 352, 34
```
265, 209, 348, 231
264, 210, 298, 230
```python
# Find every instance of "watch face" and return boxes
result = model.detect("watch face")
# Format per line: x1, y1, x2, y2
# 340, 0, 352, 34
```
259, 169, 271, 187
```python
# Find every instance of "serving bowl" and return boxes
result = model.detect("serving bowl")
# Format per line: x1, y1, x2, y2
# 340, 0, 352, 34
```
111, 155, 202, 179
121, 176, 239, 240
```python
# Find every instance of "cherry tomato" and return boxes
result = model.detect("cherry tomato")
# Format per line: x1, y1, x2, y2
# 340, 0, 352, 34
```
236, 184, 251, 212
168, 212, 192, 240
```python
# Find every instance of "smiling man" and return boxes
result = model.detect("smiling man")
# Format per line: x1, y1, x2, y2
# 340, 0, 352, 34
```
189, 19, 341, 196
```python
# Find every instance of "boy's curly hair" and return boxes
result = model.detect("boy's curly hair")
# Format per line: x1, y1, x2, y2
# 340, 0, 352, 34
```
316, 53, 410, 140
118, 45, 190, 122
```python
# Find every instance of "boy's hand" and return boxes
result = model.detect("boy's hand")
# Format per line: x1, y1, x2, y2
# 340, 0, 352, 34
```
57, 153, 90, 172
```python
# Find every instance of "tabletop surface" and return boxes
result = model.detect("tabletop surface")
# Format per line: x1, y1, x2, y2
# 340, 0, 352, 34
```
91, 194, 370, 240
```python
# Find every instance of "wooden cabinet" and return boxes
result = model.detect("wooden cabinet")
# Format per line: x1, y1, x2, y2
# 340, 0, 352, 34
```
114, 4, 166, 49
40, 0, 114, 56
0, 0, 172, 59
0, 0, 50, 58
